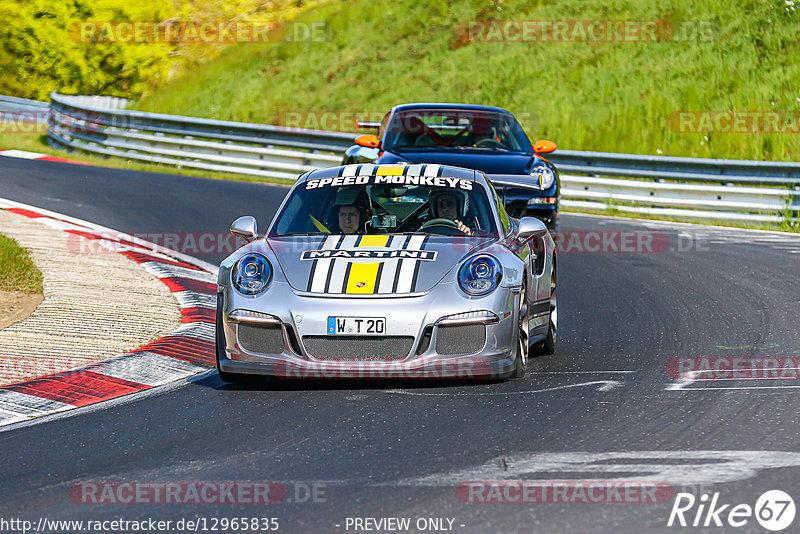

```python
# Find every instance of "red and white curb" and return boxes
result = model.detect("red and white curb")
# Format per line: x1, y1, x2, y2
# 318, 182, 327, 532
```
0, 149, 87, 165
0, 199, 219, 427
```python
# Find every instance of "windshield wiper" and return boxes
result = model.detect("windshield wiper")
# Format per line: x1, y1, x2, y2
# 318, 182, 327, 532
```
276, 232, 330, 237
473, 146, 513, 151
445, 145, 514, 152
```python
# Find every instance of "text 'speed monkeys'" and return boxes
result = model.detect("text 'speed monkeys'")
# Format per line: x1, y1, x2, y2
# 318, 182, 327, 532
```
305, 175, 473, 190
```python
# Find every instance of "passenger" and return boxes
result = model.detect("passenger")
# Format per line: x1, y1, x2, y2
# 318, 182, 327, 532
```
338, 204, 363, 234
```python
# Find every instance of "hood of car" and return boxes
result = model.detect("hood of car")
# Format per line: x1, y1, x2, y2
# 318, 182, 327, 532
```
381, 149, 536, 175
269, 235, 494, 295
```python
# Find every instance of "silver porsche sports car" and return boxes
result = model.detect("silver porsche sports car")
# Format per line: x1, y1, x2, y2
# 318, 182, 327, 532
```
216, 163, 557, 383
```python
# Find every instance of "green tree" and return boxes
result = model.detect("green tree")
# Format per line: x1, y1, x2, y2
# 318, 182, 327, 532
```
0, 0, 321, 100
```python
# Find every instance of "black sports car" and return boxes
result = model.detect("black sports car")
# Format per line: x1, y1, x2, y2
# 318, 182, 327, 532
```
342, 103, 560, 230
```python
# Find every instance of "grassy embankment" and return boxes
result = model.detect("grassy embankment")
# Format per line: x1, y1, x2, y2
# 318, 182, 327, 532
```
0, 232, 42, 294
4, 0, 799, 230
137, 0, 800, 162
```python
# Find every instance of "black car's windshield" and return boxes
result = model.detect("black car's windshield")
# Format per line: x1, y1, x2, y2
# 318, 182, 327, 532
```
382, 109, 533, 153
271, 174, 499, 238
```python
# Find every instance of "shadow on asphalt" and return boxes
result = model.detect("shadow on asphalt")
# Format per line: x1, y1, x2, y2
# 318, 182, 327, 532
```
192, 372, 508, 392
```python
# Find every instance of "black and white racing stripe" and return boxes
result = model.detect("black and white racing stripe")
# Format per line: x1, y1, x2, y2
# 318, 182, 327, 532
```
305, 234, 431, 294
392, 234, 428, 293
337, 163, 442, 177
324, 235, 361, 293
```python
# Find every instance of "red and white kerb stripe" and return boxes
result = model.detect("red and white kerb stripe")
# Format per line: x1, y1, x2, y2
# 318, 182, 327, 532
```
0, 149, 87, 165
0, 204, 217, 427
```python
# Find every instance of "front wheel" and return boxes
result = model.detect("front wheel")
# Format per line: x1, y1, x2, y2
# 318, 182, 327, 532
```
533, 273, 557, 356
511, 281, 529, 378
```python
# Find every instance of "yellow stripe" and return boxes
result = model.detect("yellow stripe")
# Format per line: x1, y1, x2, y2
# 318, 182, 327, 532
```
375, 165, 405, 176
345, 263, 380, 294
309, 214, 329, 233
345, 235, 390, 294
358, 235, 390, 247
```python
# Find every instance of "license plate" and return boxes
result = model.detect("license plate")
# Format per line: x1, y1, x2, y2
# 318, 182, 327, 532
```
327, 317, 386, 336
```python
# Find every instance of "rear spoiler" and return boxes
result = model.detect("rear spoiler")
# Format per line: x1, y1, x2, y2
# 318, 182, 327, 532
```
356, 121, 380, 132
487, 174, 543, 191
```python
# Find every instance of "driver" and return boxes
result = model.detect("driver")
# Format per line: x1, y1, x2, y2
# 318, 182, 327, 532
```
430, 190, 473, 236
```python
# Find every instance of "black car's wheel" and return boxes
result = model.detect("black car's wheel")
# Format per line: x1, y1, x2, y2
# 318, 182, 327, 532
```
216, 294, 263, 385
533, 268, 557, 356
511, 280, 529, 378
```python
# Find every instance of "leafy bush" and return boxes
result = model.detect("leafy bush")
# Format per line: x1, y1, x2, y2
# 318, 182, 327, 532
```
0, 0, 322, 100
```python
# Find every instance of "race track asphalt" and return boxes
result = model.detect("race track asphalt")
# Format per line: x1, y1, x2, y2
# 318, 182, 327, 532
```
1, 157, 799, 533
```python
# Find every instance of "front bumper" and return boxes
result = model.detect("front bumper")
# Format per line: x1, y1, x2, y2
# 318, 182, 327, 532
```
218, 281, 520, 379
219, 353, 514, 380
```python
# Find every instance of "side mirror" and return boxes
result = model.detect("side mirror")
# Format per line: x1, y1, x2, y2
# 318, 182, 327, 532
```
533, 139, 557, 154
516, 217, 548, 242
231, 216, 258, 242
355, 134, 380, 148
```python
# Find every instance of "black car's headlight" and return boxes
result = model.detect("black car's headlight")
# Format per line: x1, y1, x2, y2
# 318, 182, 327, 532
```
458, 254, 503, 296
232, 253, 272, 295
531, 165, 555, 189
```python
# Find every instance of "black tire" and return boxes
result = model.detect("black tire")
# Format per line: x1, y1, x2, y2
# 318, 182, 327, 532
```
511, 280, 529, 378
215, 294, 263, 385
533, 268, 557, 356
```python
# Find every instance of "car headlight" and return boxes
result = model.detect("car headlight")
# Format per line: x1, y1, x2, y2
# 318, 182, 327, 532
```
531, 165, 555, 189
527, 196, 558, 206
232, 253, 272, 295
458, 254, 503, 296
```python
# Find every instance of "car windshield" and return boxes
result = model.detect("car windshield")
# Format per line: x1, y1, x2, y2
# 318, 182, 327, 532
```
382, 109, 533, 152
270, 174, 499, 238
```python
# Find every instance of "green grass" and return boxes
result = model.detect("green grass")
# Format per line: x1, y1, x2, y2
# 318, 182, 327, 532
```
0, 131, 52, 154
0, 132, 293, 186
134, 0, 800, 161
0, 232, 43, 293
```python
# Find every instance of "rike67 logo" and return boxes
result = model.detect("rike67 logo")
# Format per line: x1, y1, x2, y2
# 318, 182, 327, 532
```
668, 490, 795, 531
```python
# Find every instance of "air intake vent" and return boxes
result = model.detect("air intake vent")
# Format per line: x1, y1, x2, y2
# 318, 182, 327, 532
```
302, 336, 414, 361
237, 324, 284, 355
435, 324, 486, 356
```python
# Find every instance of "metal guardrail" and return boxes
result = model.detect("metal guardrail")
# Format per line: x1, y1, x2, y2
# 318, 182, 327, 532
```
57, 94, 130, 110
47, 92, 352, 180
547, 150, 800, 186
559, 175, 797, 223
0, 95, 49, 123
1, 93, 797, 223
